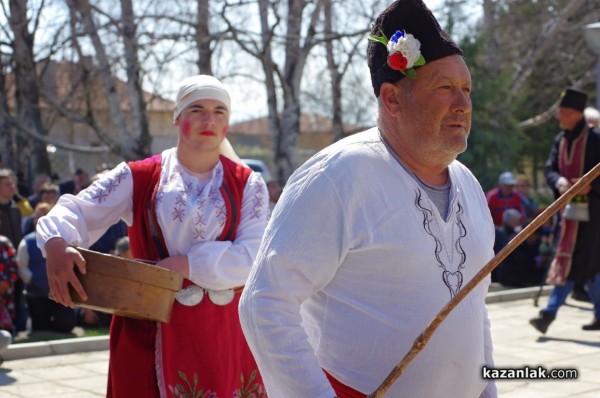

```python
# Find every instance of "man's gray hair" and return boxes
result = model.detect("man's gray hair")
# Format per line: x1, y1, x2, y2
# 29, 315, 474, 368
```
584, 107, 600, 127
502, 208, 522, 225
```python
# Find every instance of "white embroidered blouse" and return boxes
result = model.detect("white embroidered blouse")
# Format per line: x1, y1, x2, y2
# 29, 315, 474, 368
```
240, 128, 497, 398
36, 148, 269, 291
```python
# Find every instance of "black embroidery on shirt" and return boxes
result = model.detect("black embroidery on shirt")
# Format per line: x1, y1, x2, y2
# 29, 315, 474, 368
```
414, 189, 467, 298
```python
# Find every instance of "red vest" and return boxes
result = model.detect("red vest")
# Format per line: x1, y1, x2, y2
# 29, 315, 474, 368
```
107, 154, 259, 398
127, 154, 250, 260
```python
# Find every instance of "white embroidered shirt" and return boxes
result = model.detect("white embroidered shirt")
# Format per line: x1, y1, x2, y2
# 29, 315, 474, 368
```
36, 148, 269, 291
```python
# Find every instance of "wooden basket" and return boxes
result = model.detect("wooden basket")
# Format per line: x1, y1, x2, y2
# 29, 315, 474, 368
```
69, 248, 184, 323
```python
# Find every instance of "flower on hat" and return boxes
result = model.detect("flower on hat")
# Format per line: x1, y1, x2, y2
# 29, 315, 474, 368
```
369, 30, 426, 79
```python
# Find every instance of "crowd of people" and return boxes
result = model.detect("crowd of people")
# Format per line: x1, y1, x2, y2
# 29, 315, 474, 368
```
0, 0, 599, 396
529, 88, 600, 334
0, 166, 128, 356
486, 171, 551, 288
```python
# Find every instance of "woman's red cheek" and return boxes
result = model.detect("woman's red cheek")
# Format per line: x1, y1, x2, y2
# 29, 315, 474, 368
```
181, 120, 191, 138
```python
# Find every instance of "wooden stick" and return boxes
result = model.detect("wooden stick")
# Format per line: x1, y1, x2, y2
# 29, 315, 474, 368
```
368, 162, 600, 398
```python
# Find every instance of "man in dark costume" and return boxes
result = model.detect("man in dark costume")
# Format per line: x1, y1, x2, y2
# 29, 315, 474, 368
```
530, 88, 600, 333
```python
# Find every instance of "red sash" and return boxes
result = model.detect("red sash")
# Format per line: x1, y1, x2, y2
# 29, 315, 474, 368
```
107, 155, 264, 397
324, 370, 367, 398
546, 128, 589, 285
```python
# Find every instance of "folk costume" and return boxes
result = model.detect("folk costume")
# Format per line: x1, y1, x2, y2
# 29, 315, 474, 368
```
240, 128, 496, 398
545, 118, 600, 285
530, 87, 600, 334
241, 1, 496, 396
37, 148, 269, 397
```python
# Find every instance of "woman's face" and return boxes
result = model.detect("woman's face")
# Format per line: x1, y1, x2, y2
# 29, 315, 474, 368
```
175, 99, 230, 154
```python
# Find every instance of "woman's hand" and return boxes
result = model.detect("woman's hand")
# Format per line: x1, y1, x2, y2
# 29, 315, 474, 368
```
156, 255, 189, 279
44, 237, 87, 307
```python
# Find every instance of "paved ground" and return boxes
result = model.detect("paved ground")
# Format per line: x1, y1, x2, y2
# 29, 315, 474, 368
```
490, 297, 600, 398
1, 290, 599, 397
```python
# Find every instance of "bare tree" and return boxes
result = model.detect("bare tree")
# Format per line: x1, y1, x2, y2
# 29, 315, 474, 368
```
257, 0, 282, 172
0, 0, 235, 182
517, 71, 596, 129
5, 0, 595, 190
66, 0, 145, 159
480, 0, 500, 73
324, 0, 343, 142
8, 0, 51, 175
0, 42, 15, 169
322, 0, 383, 142
507, 0, 587, 100
196, 0, 213, 75
121, 0, 150, 155
129, 0, 229, 91
454, 0, 599, 188
222, 0, 326, 181
276, 0, 323, 180
0, 0, 114, 181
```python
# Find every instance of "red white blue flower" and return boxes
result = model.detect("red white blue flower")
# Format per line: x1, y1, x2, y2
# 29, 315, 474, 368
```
369, 29, 426, 78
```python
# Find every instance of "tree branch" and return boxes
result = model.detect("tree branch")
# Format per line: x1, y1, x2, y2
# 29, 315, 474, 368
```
517, 71, 595, 129
508, 0, 586, 99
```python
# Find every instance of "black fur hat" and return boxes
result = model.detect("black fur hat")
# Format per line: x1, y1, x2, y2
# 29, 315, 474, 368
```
367, 0, 463, 97
559, 88, 587, 112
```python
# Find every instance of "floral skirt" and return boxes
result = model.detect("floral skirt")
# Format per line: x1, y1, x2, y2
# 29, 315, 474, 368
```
107, 290, 265, 398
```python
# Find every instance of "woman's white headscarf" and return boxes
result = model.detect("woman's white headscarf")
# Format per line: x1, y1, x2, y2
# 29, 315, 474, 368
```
173, 75, 241, 163
173, 75, 231, 123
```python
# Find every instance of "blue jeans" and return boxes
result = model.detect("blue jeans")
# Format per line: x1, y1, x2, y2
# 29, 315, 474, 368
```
545, 274, 600, 319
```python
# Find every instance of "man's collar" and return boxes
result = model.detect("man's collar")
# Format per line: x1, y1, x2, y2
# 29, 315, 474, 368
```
565, 118, 586, 137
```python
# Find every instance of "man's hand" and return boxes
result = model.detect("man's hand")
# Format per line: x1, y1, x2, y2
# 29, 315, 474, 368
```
44, 237, 88, 307
556, 176, 571, 195
556, 176, 591, 196
570, 177, 591, 196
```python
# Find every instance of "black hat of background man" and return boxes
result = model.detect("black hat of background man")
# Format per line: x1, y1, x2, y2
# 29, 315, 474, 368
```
559, 88, 587, 113
367, 0, 463, 97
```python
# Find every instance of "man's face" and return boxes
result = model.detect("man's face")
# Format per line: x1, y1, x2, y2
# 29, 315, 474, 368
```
555, 107, 582, 131
499, 183, 514, 196
505, 214, 521, 229
0, 177, 16, 201
76, 171, 90, 187
516, 180, 529, 196
40, 190, 59, 205
385, 55, 472, 166
174, 99, 229, 154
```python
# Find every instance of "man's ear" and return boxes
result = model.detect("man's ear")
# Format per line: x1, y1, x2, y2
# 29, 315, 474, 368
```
379, 82, 402, 116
